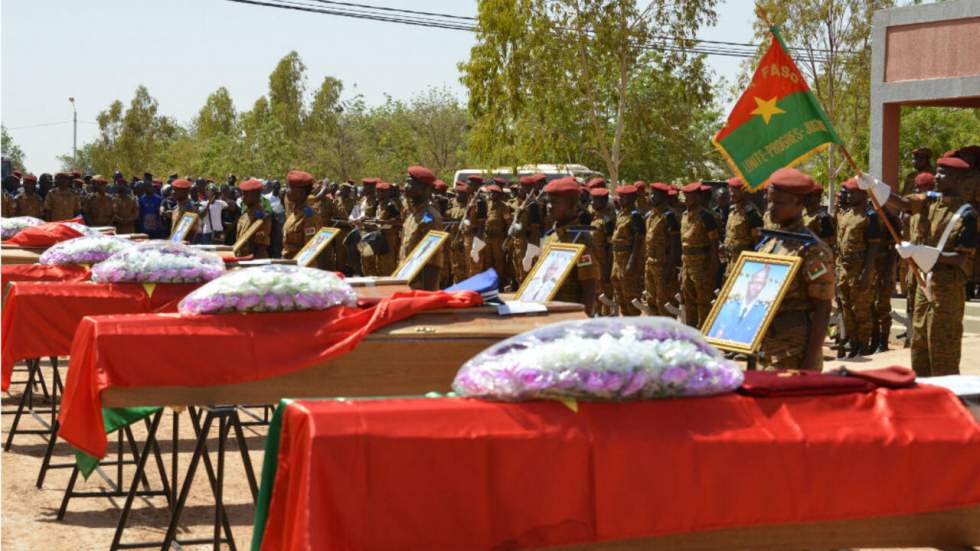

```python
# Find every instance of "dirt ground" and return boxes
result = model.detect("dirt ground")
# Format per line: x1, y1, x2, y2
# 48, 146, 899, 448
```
2, 337, 979, 550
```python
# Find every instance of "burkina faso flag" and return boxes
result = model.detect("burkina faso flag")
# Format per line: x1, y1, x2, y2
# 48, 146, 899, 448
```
712, 27, 843, 191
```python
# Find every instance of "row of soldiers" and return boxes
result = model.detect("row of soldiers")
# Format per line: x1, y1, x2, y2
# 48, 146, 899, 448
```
1, 171, 142, 231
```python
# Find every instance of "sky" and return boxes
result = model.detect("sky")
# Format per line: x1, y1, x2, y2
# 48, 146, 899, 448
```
1, 0, 756, 173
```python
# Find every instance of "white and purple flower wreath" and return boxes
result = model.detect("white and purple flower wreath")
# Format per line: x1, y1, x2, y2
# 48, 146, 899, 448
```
453, 318, 744, 401
1, 216, 44, 240
91, 241, 225, 284
39, 235, 135, 265
178, 265, 358, 315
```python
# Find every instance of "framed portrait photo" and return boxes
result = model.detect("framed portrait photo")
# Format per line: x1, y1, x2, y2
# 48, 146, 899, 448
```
169, 212, 199, 243
392, 230, 449, 281
294, 227, 341, 268
702, 251, 803, 354
515, 243, 584, 303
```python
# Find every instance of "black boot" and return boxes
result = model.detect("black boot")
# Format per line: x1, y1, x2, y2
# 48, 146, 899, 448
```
847, 340, 862, 359
877, 321, 890, 352
868, 327, 880, 356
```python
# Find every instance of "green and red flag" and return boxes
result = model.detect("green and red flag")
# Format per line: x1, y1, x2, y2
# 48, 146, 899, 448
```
712, 27, 843, 191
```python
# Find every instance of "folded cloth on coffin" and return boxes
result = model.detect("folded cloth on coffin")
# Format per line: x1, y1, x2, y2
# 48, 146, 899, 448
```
58, 290, 483, 459
1, 281, 200, 390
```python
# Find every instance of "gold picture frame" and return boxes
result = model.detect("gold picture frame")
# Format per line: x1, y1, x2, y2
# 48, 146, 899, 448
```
231, 218, 266, 257
294, 227, 341, 268
391, 230, 449, 282
701, 251, 803, 354
169, 212, 199, 243
514, 243, 584, 303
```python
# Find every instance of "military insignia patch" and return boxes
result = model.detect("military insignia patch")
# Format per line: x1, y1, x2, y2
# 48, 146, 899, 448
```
304, 227, 316, 237
806, 261, 827, 281
577, 254, 593, 267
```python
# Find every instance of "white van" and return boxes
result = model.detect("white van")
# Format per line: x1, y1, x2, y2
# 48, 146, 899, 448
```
452, 163, 602, 184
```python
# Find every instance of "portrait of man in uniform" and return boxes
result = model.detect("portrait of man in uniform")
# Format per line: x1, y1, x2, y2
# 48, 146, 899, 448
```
516, 244, 583, 303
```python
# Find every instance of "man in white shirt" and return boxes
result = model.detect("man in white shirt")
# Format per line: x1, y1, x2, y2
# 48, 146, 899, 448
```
198, 185, 228, 245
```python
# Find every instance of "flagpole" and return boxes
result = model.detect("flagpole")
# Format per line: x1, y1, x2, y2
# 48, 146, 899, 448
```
838, 145, 931, 297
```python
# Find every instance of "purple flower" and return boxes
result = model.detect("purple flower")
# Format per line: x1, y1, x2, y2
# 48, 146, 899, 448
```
661, 366, 689, 386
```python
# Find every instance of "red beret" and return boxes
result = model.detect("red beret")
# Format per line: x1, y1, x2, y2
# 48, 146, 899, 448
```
483, 184, 502, 193
93, 176, 108, 185
809, 181, 824, 195
152, 181, 162, 188
518, 175, 534, 186
55, 172, 71, 179
11, 170, 22, 179
589, 187, 610, 197
587, 177, 606, 189
434, 180, 448, 192
239, 178, 263, 192
668, 187, 678, 196
913, 172, 935, 190
633, 180, 647, 188
408, 165, 436, 185
287, 170, 315, 187
466, 175, 484, 184
23, 173, 37, 183
616, 184, 638, 195
376, 181, 392, 191
727, 177, 745, 190
911, 147, 932, 157
71, 171, 81, 179
937, 156, 970, 169
361, 177, 379, 185
650, 182, 673, 193
530, 173, 547, 184
171, 178, 193, 189
768, 167, 812, 195
680, 182, 702, 194
544, 177, 580, 195
454, 181, 469, 192
943, 149, 957, 159
699, 184, 713, 192
841, 178, 860, 191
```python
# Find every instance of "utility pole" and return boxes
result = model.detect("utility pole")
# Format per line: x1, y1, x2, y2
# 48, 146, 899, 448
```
69, 97, 77, 169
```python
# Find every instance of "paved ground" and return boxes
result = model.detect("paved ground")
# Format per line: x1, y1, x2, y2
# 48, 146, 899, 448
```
2, 333, 978, 550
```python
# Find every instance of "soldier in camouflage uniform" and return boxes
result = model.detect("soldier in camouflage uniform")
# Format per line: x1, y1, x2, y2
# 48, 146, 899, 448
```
14, 174, 44, 218
679, 182, 720, 328
400, 166, 444, 290
610, 184, 645, 315
756, 168, 836, 371
835, 179, 880, 357
871, 207, 900, 352
874, 153, 976, 376
235, 178, 272, 259
374, 182, 402, 277
281, 171, 321, 259
481, 184, 513, 284
633, 180, 652, 215
589, 187, 616, 315
84, 176, 115, 227
447, 182, 471, 283
44, 172, 82, 221
902, 172, 935, 347
644, 182, 681, 316
722, 177, 763, 278
113, 181, 139, 234
357, 178, 381, 276
542, 177, 598, 315
802, 180, 835, 248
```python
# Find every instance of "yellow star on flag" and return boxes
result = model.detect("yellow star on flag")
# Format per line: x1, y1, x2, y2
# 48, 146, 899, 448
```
750, 96, 785, 124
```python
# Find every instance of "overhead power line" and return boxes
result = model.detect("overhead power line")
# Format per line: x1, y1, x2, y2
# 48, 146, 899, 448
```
228, 0, 852, 61
6, 120, 97, 131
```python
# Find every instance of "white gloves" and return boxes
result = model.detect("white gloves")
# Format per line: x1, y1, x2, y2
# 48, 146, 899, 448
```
896, 241, 940, 273
856, 172, 891, 205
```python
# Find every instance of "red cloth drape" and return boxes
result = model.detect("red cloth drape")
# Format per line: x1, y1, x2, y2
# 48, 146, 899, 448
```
1, 264, 91, 291
1, 281, 199, 390
261, 389, 980, 551
58, 290, 482, 458
2, 218, 86, 247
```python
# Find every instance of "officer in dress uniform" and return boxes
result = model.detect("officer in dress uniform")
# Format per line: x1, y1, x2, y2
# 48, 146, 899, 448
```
235, 178, 272, 259
447, 182, 471, 284
756, 168, 836, 371
610, 184, 645, 316
113, 180, 139, 234
399, 165, 444, 290
481, 183, 513, 284
166, 178, 199, 241
374, 181, 402, 277
542, 177, 598, 316
44, 172, 82, 221
679, 182, 720, 328
589, 187, 616, 315
901, 147, 934, 196
633, 180, 652, 215
722, 177, 763, 278
644, 182, 681, 316
835, 179, 880, 357
281, 170, 320, 259
902, 172, 935, 347
869, 153, 976, 376
871, 206, 900, 352
14, 174, 44, 218
802, 179, 836, 248
509, 175, 537, 284
84, 176, 115, 227
357, 178, 381, 275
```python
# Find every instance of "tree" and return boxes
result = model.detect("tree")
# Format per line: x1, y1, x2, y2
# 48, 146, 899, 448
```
899, 106, 980, 169
1, 125, 26, 170
460, 0, 719, 183
195, 87, 238, 139
268, 51, 307, 139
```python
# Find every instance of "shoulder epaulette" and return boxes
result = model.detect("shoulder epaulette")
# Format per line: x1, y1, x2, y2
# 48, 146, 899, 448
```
759, 228, 817, 248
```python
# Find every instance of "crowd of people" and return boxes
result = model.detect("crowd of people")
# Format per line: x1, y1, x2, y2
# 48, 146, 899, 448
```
2, 144, 978, 377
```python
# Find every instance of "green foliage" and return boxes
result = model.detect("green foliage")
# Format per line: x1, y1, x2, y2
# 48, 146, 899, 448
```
66, 52, 470, 183
459, 0, 720, 183
899, 107, 980, 166
1, 125, 26, 170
